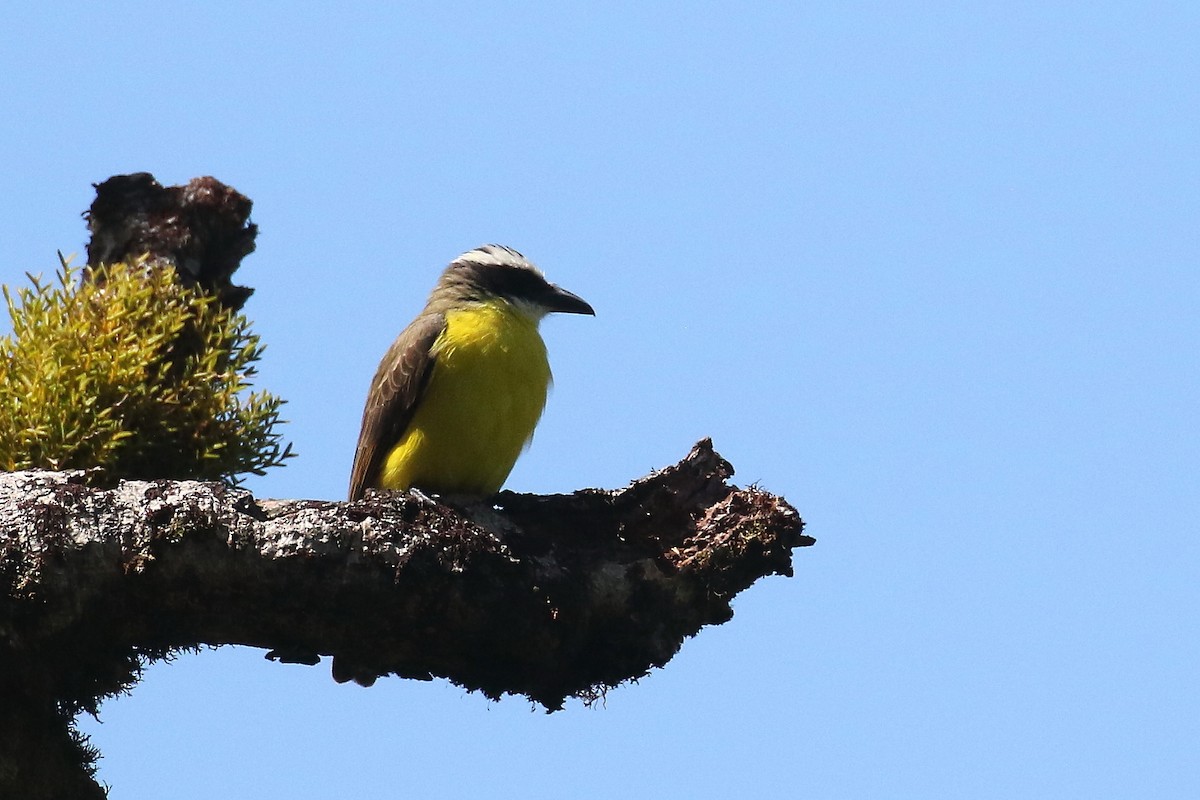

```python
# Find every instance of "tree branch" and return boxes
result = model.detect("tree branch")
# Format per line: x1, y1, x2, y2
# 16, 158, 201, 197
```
1, 439, 809, 796
84, 172, 257, 310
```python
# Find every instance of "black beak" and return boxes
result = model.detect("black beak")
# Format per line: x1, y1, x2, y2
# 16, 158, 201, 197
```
545, 284, 595, 316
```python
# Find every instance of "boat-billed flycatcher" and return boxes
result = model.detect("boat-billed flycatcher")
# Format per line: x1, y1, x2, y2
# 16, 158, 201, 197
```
348, 244, 594, 500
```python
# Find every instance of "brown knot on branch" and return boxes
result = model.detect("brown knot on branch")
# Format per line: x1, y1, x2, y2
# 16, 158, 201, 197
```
0, 439, 810, 796
84, 172, 257, 310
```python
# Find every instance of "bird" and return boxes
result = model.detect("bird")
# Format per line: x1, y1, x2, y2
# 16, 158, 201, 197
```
348, 244, 594, 501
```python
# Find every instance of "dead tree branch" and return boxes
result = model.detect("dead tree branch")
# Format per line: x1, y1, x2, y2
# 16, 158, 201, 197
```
84, 172, 257, 310
1, 439, 809, 797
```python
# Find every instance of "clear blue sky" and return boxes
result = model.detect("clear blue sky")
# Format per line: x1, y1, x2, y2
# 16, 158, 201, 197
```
3, 2, 1198, 797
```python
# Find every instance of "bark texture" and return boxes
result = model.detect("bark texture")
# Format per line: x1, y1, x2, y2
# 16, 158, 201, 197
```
84, 172, 256, 310
1, 440, 810, 797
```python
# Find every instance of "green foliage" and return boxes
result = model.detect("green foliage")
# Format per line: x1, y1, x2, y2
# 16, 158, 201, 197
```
0, 258, 293, 484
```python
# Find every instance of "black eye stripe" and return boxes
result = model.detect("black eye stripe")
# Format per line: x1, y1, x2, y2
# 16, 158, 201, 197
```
447, 263, 545, 299
478, 265, 548, 298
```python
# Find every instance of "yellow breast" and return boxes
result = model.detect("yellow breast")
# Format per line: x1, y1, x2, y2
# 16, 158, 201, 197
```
379, 301, 552, 494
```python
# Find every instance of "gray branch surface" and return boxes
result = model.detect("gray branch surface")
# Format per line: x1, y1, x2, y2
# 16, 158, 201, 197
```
0, 439, 810, 797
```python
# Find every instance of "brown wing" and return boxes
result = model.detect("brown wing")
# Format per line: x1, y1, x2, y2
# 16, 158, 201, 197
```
347, 311, 446, 500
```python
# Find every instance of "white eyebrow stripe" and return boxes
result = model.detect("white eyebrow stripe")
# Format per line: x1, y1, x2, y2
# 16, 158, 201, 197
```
451, 244, 542, 275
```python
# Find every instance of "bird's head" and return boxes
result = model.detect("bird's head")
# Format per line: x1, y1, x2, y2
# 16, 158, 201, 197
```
434, 244, 595, 321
